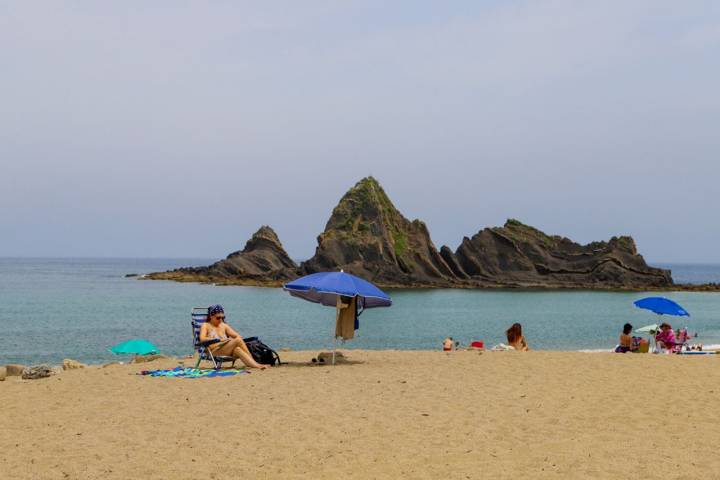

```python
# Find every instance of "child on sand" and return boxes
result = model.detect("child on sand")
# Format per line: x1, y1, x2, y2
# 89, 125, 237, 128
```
443, 337, 454, 352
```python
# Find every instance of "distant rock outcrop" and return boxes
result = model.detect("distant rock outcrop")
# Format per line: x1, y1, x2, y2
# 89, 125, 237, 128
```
300, 177, 455, 286
144, 226, 298, 285
439, 219, 672, 288
143, 177, 681, 290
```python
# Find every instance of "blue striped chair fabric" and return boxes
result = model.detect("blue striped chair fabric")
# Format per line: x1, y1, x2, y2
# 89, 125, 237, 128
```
191, 308, 236, 369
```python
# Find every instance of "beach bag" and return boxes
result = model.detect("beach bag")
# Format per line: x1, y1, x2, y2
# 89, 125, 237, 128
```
243, 337, 281, 366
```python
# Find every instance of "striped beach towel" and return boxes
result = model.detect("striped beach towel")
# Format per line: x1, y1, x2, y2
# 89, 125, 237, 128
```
138, 366, 249, 378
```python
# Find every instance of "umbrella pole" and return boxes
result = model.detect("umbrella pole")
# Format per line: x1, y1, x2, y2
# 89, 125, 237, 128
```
333, 303, 339, 366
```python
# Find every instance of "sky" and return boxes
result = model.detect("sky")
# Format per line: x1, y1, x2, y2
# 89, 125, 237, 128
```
1, 1, 719, 263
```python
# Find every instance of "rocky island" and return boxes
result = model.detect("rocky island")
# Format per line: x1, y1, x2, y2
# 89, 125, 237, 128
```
144, 177, 709, 291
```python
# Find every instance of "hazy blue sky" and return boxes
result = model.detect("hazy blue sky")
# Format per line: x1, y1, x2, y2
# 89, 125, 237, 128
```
2, 1, 719, 263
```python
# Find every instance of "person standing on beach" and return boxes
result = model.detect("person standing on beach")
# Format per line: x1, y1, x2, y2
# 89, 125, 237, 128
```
199, 304, 271, 369
506, 323, 529, 351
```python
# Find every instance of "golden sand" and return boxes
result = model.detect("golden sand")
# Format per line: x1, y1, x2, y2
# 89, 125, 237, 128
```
2, 350, 719, 479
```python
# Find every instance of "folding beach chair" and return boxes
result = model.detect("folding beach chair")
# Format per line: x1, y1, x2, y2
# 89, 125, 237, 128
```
191, 307, 236, 369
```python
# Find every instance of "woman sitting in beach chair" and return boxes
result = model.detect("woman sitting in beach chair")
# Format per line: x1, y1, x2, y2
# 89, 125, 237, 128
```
615, 323, 636, 353
199, 305, 271, 369
655, 322, 685, 353
506, 323, 529, 351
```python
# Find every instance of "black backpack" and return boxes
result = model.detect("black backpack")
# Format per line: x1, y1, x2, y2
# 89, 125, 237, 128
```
243, 337, 281, 366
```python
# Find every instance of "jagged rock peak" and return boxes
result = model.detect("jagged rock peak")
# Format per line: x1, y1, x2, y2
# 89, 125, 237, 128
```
143, 225, 297, 285
222, 224, 296, 271
324, 176, 400, 233
302, 176, 455, 285
450, 218, 672, 288
607, 235, 637, 254
143, 179, 692, 290
500, 218, 638, 254
230, 225, 286, 257
500, 219, 563, 245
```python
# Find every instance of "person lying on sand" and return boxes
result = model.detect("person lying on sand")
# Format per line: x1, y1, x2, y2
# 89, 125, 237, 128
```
200, 304, 271, 369
506, 323, 529, 351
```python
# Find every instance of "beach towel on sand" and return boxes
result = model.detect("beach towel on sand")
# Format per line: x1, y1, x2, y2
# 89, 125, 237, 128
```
137, 366, 249, 378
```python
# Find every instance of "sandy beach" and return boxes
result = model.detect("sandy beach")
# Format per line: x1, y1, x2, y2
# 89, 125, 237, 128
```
2, 350, 719, 479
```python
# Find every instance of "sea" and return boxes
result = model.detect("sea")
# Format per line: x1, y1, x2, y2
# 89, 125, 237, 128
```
1, 258, 719, 365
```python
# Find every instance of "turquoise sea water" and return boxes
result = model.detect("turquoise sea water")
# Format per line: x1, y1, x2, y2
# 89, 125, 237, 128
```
1, 258, 719, 365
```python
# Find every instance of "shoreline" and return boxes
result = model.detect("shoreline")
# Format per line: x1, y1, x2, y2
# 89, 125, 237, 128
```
6, 344, 720, 369
137, 274, 720, 292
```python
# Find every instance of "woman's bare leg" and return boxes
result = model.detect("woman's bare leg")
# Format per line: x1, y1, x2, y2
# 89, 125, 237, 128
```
234, 337, 252, 355
210, 338, 269, 369
233, 347, 268, 369
212, 338, 242, 357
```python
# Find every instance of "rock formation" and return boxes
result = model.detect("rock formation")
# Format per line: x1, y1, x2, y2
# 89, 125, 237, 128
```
439, 219, 672, 288
144, 177, 683, 290
62, 359, 86, 370
5, 364, 26, 377
300, 177, 456, 286
21, 365, 54, 380
144, 226, 298, 285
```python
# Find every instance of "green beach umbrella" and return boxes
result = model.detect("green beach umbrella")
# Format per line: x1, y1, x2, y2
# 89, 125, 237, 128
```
111, 339, 159, 356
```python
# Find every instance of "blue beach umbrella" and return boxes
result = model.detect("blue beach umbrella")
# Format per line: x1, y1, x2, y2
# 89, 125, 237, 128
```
634, 297, 690, 317
283, 271, 392, 363
284, 271, 392, 308
633, 297, 690, 352
111, 339, 159, 356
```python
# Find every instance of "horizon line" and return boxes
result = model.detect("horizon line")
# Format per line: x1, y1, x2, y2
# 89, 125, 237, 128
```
1, 256, 719, 267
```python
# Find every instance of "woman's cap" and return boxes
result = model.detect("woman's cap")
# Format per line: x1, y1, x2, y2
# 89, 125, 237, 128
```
208, 304, 224, 316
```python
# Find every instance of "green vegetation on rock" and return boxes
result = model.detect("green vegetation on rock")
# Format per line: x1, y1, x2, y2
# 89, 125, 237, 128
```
504, 218, 557, 247
611, 236, 636, 252
393, 230, 408, 257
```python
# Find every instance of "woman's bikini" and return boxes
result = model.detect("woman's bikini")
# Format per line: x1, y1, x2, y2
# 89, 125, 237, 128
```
206, 324, 230, 350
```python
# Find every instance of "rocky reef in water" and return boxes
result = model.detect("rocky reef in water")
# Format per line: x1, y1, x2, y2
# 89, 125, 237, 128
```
439, 219, 672, 289
144, 177, 705, 290
145, 226, 298, 286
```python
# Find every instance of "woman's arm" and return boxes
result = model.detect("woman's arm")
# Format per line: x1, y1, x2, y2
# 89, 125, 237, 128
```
224, 323, 240, 339
223, 324, 252, 354
199, 323, 211, 342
